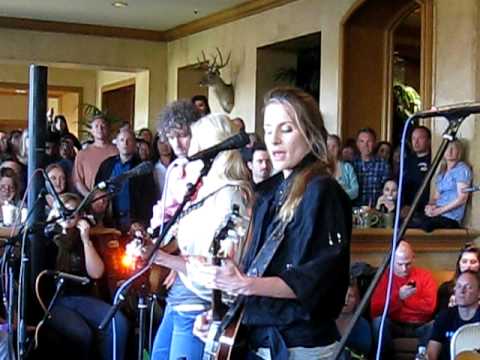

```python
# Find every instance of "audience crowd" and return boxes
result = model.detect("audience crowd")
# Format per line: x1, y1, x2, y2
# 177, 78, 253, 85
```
0, 92, 477, 359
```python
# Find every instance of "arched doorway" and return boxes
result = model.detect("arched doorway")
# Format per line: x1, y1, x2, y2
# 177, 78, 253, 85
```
339, 0, 432, 145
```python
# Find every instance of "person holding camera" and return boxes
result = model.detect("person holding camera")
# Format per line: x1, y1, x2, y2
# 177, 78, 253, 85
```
370, 241, 437, 357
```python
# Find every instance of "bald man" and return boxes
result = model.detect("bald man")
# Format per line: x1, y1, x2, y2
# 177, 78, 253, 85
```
371, 241, 438, 355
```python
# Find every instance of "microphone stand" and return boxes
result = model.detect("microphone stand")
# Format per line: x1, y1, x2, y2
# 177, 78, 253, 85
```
136, 282, 148, 360
99, 157, 215, 360
15, 189, 50, 360
332, 107, 473, 359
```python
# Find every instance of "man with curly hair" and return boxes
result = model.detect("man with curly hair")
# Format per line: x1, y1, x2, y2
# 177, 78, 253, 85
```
150, 100, 201, 227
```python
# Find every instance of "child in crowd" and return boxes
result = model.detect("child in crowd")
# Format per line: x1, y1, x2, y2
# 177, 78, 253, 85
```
376, 179, 398, 213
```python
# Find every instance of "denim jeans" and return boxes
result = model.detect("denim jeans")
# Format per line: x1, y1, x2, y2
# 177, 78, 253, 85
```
151, 304, 205, 360
372, 316, 433, 356
48, 295, 129, 360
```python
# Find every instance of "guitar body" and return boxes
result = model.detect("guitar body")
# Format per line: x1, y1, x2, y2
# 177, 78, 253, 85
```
456, 349, 480, 360
203, 309, 244, 360
148, 240, 178, 293
214, 309, 244, 360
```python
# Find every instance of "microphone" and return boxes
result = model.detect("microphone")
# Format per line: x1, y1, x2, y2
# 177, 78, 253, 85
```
46, 270, 90, 285
412, 102, 480, 120
187, 131, 250, 162
98, 161, 153, 190
42, 171, 71, 219
463, 185, 480, 193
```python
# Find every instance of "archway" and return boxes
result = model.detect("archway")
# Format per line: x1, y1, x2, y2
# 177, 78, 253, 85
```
339, 0, 432, 144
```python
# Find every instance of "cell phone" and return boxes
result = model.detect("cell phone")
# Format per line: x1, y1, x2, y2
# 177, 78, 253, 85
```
407, 280, 416, 287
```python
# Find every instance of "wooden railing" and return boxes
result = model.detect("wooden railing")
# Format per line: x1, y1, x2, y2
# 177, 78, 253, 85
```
351, 228, 480, 270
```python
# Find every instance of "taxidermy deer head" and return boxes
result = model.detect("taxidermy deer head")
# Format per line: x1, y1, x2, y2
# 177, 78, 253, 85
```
197, 48, 235, 113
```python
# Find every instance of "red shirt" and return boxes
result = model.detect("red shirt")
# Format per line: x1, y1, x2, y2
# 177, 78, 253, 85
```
371, 267, 437, 324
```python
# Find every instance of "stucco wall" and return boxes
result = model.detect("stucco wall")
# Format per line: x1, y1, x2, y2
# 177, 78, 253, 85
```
166, 0, 357, 133
433, 0, 480, 228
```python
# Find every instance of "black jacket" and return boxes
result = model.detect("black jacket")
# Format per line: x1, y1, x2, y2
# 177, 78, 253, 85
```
95, 155, 155, 227
242, 158, 352, 357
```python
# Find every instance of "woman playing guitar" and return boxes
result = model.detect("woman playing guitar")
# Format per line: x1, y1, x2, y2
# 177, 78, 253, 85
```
193, 87, 352, 360
151, 112, 252, 360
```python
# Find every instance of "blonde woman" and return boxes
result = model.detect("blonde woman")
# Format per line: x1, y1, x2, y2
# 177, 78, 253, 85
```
327, 134, 359, 200
410, 140, 471, 232
194, 87, 351, 359
151, 113, 252, 360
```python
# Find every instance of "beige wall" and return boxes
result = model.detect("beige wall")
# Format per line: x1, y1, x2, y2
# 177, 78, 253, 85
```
166, 0, 356, 133
61, 92, 80, 136
0, 29, 167, 128
433, 0, 480, 228
0, 94, 28, 121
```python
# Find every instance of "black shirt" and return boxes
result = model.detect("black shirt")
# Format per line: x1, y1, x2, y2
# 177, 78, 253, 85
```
51, 228, 92, 296
402, 151, 431, 209
430, 306, 480, 360
241, 160, 352, 354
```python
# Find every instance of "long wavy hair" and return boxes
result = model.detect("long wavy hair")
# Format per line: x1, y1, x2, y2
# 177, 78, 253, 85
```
263, 87, 332, 222
189, 113, 253, 204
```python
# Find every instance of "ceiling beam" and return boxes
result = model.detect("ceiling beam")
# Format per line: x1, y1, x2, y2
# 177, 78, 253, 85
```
0, 16, 166, 41
0, 0, 299, 42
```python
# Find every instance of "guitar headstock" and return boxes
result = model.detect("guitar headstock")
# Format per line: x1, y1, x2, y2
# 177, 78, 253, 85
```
210, 204, 248, 258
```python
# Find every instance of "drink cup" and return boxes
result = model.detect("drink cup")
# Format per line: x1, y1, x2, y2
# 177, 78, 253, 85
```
2, 202, 17, 226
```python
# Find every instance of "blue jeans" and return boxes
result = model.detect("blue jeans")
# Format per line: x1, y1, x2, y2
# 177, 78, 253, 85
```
151, 304, 205, 360
346, 316, 372, 356
372, 316, 433, 355
49, 295, 129, 360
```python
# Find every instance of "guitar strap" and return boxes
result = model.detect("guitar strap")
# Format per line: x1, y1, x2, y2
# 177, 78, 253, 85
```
160, 184, 237, 246
217, 204, 291, 334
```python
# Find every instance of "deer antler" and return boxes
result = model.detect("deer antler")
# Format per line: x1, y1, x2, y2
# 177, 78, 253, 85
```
196, 50, 209, 69
215, 47, 231, 70
196, 48, 231, 72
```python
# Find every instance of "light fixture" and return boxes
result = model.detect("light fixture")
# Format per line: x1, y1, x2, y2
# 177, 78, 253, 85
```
112, 1, 128, 8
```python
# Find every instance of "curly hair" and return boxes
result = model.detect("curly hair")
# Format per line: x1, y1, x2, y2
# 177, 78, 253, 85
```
156, 100, 201, 142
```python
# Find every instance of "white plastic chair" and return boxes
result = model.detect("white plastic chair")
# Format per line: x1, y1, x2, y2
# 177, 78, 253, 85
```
450, 322, 480, 360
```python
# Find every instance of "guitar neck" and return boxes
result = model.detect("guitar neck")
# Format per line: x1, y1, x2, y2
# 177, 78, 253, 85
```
211, 255, 226, 321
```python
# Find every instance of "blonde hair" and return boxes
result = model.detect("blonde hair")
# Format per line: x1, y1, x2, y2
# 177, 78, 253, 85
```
263, 87, 332, 222
189, 113, 253, 203
439, 140, 464, 175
